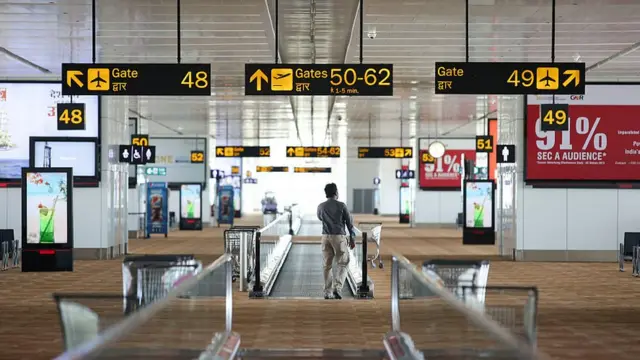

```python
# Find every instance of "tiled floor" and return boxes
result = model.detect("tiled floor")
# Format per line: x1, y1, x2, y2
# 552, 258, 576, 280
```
0, 215, 638, 359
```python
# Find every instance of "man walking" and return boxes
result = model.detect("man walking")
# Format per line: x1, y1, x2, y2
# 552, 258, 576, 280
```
317, 183, 356, 299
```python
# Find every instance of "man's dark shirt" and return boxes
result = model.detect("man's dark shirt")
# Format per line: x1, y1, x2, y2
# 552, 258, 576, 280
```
317, 198, 355, 236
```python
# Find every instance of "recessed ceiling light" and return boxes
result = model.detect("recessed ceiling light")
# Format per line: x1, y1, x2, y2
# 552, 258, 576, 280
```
409, 95, 417, 100
177, 126, 183, 131
410, 81, 418, 84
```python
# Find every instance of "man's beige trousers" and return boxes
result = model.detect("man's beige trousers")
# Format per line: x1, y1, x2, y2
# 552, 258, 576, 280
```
321, 234, 350, 295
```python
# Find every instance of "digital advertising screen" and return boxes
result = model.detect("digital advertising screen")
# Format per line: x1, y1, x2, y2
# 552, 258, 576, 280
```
526, 84, 640, 182
30, 137, 97, 180
24, 171, 70, 244
179, 183, 203, 230
0, 82, 99, 181
419, 149, 476, 190
180, 184, 202, 219
464, 181, 493, 229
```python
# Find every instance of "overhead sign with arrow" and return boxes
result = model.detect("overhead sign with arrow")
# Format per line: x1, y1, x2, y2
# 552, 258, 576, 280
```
61, 63, 212, 96
434, 62, 585, 95
215, 146, 271, 158
286, 146, 341, 158
245, 64, 393, 96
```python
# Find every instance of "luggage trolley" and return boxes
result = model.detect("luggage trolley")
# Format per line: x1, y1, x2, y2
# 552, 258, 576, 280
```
358, 222, 383, 269
224, 226, 259, 284
399, 259, 490, 300
136, 263, 200, 305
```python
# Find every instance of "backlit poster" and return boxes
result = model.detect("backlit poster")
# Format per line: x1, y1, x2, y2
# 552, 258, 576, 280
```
146, 182, 168, 237
462, 180, 495, 245
217, 185, 235, 226
0, 83, 99, 181
21, 167, 74, 272
179, 183, 202, 230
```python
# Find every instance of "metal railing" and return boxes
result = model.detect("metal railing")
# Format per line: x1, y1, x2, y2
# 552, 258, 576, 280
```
390, 254, 547, 360
53, 254, 236, 360
619, 243, 640, 276
222, 204, 300, 295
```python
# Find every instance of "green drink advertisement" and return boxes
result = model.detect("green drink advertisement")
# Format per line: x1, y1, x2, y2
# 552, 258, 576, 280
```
179, 183, 203, 230
465, 181, 493, 229
25, 172, 68, 244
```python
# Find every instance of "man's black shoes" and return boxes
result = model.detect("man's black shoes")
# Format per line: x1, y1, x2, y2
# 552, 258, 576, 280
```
324, 291, 343, 300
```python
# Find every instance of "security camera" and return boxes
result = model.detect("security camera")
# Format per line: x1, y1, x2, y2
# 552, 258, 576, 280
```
337, 115, 343, 121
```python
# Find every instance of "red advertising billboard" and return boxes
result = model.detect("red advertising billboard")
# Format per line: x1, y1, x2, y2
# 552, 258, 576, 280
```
419, 149, 476, 189
525, 85, 640, 181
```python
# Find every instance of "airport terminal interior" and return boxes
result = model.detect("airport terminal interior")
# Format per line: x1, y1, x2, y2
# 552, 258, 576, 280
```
1, 0, 640, 359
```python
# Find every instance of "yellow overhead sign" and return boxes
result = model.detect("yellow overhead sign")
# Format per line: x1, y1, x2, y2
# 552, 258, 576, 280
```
245, 64, 393, 96
61, 63, 212, 96
285, 146, 341, 158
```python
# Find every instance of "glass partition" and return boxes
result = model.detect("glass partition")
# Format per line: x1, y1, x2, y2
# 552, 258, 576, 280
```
54, 254, 235, 360
391, 255, 544, 360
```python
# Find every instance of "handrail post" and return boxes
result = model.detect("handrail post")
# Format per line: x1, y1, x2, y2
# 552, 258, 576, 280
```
391, 256, 400, 331
288, 208, 294, 235
225, 258, 233, 333
252, 232, 264, 296
358, 232, 370, 296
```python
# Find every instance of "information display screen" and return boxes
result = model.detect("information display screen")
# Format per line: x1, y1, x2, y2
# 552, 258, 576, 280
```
464, 181, 493, 229
31, 138, 97, 178
419, 149, 475, 189
24, 171, 70, 244
0, 83, 99, 180
180, 184, 202, 219
525, 85, 640, 182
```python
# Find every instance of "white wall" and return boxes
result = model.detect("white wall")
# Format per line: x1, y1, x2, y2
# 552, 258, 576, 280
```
517, 85, 640, 254
378, 158, 402, 215
517, 187, 640, 251
414, 138, 474, 224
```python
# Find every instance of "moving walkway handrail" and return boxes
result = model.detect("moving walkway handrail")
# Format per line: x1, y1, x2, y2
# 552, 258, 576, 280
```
53, 254, 234, 360
251, 205, 298, 296
391, 254, 549, 360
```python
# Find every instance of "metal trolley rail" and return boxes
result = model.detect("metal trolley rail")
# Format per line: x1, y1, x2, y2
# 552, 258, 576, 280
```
224, 226, 260, 289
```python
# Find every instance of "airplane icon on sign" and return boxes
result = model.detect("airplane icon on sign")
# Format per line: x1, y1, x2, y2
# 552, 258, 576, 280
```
539, 70, 555, 88
91, 75, 107, 88
273, 73, 291, 80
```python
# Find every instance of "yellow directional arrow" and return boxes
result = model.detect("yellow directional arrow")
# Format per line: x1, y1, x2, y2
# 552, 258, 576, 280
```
250, 69, 268, 91
216, 148, 224, 156
405, 148, 412, 157
562, 70, 580, 87
66, 70, 84, 88
286, 147, 294, 156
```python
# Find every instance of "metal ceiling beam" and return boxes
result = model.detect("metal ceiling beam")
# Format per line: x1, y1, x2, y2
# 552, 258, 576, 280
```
259, 0, 303, 145
326, 0, 361, 137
